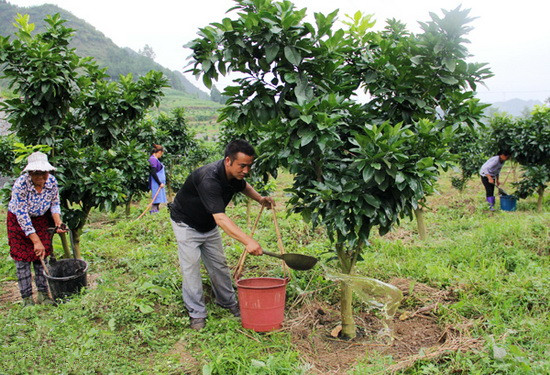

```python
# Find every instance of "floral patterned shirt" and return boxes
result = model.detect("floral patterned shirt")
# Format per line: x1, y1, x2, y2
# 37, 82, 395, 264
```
8, 173, 61, 236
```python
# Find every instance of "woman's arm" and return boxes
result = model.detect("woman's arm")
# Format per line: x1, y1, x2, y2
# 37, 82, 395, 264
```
28, 233, 46, 258
10, 177, 36, 236
150, 165, 162, 185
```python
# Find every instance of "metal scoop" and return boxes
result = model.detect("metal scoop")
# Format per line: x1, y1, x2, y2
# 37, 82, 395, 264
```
262, 251, 318, 271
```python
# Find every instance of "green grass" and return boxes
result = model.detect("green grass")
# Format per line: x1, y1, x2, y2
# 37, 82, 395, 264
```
0, 171, 548, 374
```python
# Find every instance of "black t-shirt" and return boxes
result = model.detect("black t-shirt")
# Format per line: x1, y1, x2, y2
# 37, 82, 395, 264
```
170, 159, 246, 232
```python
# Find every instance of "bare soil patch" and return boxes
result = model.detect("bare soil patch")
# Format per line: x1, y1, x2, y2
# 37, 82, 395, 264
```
0, 272, 100, 306
381, 227, 415, 243
170, 340, 202, 374
283, 278, 482, 374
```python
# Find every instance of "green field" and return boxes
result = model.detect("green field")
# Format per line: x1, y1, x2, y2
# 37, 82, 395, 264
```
0, 169, 548, 374
153, 88, 222, 140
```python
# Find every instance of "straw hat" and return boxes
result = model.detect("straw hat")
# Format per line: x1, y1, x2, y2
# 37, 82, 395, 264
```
23, 152, 56, 172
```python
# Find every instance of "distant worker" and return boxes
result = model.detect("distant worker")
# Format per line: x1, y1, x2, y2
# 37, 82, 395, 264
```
479, 151, 511, 210
149, 144, 167, 213
6, 152, 68, 306
169, 140, 274, 330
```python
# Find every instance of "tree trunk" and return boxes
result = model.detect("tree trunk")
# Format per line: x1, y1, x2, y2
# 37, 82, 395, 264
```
124, 194, 133, 217
70, 206, 92, 259
415, 208, 427, 240
59, 232, 71, 258
340, 281, 355, 338
336, 243, 359, 339
71, 230, 81, 259
537, 186, 545, 213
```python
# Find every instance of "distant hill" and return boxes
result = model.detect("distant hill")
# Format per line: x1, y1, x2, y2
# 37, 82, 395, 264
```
0, 1, 210, 100
486, 98, 543, 117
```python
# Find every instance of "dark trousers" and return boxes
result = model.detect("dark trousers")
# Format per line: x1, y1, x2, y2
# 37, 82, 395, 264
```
481, 176, 495, 197
15, 260, 48, 299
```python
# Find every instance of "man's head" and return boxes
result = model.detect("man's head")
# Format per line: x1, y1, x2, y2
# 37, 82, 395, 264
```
498, 150, 511, 162
224, 140, 256, 180
224, 139, 256, 160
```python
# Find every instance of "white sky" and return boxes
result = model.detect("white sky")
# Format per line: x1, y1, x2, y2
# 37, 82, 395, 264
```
7, 0, 550, 103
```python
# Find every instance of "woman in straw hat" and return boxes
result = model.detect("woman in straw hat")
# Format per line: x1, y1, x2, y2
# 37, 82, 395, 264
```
6, 151, 67, 306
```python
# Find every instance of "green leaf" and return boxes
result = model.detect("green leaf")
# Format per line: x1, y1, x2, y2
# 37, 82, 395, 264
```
363, 72, 377, 83
284, 46, 302, 66
443, 57, 456, 72
362, 167, 374, 182
135, 301, 154, 314
265, 44, 279, 63
364, 194, 380, 208
299, 129, 315, 146
295, 75, 312, 104
374, 169, 385, 184
222, 18, 233, 31
410, 56, 422, 65
395, 172, 405, 184
202, 74, 212, 89
440, 76, 458, 85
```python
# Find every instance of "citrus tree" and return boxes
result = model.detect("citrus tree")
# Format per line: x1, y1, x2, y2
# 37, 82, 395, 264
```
449, 124, 487, 192
151, 107, 214, 193
188, 0, 490, 338
347, 11, 491, 236
0, 14, 167, 256
0, 133, 16, 177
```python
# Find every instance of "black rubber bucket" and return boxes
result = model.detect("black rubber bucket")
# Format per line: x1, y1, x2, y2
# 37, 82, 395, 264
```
45, 259, 88, 300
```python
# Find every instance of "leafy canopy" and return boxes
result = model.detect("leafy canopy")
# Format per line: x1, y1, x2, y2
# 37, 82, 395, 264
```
0, 13, 167, 234
187, 0, 491, 250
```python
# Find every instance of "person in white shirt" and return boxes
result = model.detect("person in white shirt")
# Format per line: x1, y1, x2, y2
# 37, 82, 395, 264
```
479, 151, 511, 210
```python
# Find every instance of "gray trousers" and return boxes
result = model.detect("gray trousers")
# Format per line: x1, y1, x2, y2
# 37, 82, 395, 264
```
171, 220, 238, 318
15, 260, 48, 299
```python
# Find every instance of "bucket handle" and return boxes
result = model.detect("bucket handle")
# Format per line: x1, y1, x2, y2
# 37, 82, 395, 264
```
233, 205, 291, 281
233, 206, 263, 281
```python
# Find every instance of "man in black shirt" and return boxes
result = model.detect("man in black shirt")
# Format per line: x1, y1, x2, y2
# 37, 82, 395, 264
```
170, 140, 274, 330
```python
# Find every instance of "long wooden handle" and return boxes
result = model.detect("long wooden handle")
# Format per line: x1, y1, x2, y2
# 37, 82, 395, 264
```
233, 205, 264, 281
40, 257, 56, 301
40, 257, 50, 276
136, 186, 162, 220
271, 205, 290, 277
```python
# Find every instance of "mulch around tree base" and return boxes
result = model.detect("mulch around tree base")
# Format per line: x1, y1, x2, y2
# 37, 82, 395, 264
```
282, 278, 483, 374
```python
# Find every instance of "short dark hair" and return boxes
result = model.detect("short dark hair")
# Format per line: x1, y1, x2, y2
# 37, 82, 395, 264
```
224, 139, 256, 160
497, 150, 511, 157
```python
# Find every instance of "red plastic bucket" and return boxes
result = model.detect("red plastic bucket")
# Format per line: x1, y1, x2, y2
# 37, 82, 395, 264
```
237, 277, 288, 332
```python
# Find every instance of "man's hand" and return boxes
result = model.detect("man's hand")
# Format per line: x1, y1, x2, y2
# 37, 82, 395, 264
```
245, 239, 263, 256
213, 212, 264, 256
259, 196, 275, 209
